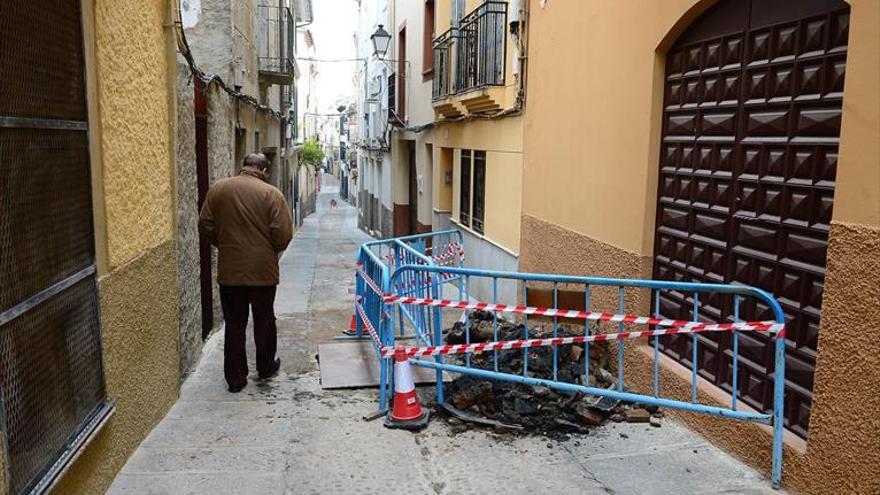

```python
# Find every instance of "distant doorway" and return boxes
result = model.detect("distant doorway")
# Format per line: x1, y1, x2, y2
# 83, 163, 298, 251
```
407, 140, 418, 235
194, 80, 214, 339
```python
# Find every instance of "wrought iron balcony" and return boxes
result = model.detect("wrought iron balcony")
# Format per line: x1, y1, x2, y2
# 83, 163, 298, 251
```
431, 0, 507, 102
387, 73, 396, 114
258, 3, 296, 85
432, 28, 454, 100
455, 0, 507, 94
281, 84, 293, 112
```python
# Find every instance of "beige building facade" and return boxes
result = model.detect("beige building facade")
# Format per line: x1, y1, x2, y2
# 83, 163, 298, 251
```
519, 1, 879, 493
388, 0, 438, 237
430, 0, 528, 301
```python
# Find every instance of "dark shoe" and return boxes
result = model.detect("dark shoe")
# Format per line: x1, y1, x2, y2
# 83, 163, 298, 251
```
259, 358, 281, 380
228, 381, 247, 393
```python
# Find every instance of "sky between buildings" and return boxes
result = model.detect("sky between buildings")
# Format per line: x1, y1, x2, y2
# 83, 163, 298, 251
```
308, 0, 359, 113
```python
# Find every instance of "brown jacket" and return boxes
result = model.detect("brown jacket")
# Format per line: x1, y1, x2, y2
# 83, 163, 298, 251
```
199, 167, 293, 286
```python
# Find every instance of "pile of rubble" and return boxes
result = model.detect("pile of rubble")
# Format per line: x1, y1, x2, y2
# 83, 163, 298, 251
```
442, 311, 662, 436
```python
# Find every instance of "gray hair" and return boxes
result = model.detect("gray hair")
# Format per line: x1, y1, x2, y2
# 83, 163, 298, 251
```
243, 153, 268, 170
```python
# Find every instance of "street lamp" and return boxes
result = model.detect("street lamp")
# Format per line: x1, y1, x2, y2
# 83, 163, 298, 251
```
370, 24, 391, 59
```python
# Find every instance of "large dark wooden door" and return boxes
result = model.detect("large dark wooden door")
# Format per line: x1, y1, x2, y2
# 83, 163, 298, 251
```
194, 80, 213, 339
653, 0, 849, 437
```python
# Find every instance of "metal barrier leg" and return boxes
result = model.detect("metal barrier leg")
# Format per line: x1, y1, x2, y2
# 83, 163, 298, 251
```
771, 333, 785, 489
432, 274, 445, 405
584, 285, 591, 385
552, 283, 559, 382
617, 288, 625, 391
522, 281, 529, 377
464, 275, 471, 368
653, 290, 660, 398
493, 277, 499, 372
691, 293, 699, 403
732, 296, 740, 411
379, 356, 389, 410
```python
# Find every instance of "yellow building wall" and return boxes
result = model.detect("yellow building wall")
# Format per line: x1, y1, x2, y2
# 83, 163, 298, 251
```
54, 0, 182, 493
519, 1, 880, 494
434, 147, 454, 212
434, 116, 523, 253
834, 0, 880, 226
95, 0, 176, 268
522, 0, 879, 255
522, 0, 701, 255
484, 151, 522, 251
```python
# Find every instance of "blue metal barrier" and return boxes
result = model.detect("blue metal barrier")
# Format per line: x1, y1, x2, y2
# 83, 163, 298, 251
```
351, 230, 464, 408
382, 264, 787, 489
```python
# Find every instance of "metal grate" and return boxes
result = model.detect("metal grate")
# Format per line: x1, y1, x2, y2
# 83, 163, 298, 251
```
0, 278, 105, 494
454, 1, 507, 94
0, 129, 96, 312
1, 1, 109, 493
432, 29, 454, 100
387, 74, 396, 113
0, 0, 88, 121
256, 4, 295, 81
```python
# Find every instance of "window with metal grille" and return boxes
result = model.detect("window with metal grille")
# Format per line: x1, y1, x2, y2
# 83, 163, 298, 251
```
472, 150, 486, 234
459, 150, 471, 227
398, 26, 407, 121
0, 2, 111, 494
387, 73, 396, 114
459, 149, 486, 234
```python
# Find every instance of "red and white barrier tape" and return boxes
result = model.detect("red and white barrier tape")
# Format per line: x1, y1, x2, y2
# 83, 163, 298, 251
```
377, 243, 463, 263
355, 302, 383, 348
380, 320, 784, 358
393, 271, 459, 292
356, 288, 784, 359
382, 295, 784, 334
357, 262, 459, 299
355, 262, 384, 296
432, 242, 465, 264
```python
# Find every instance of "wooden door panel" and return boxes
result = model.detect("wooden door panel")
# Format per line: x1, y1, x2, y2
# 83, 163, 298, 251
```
653, 0, 848, 437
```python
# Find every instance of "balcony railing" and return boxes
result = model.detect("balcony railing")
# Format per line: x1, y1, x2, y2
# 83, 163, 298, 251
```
456, 1, 507, 93
281, 84, 292, 111
432, 1, 507, 101
387, 73, 396, 113
432, 28, 454, 100
258, 4, 295, 84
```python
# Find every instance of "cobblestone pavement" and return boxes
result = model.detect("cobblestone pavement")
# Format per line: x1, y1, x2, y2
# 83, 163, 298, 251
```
109, 175, 780, 495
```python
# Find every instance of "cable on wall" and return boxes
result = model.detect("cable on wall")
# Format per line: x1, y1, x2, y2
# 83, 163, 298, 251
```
172, 0, 283, 120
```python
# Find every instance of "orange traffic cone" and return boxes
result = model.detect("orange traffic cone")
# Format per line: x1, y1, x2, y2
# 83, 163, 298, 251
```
342, 305, 359, 336
385, 350, 429, 430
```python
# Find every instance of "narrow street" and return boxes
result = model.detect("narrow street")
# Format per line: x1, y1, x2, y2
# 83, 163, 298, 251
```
108, 176, 779, 494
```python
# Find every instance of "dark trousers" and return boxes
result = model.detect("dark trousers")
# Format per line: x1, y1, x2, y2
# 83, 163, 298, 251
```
219, 285, 278, 386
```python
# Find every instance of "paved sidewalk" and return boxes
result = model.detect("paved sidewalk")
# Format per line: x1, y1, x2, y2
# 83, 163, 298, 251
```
109, 175, 779, 494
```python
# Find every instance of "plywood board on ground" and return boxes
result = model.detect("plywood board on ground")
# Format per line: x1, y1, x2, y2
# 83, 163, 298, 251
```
318, 342, 452, 389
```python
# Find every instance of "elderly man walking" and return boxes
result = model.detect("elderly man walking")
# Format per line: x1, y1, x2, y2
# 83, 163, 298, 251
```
199, 153, 293, 392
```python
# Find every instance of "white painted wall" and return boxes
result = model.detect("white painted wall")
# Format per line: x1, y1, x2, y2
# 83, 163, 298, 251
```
389, 0, 434, 128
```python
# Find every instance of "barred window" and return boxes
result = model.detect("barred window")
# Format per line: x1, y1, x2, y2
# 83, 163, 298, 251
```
459, 149, 471, 227
458, 149, 485, 234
